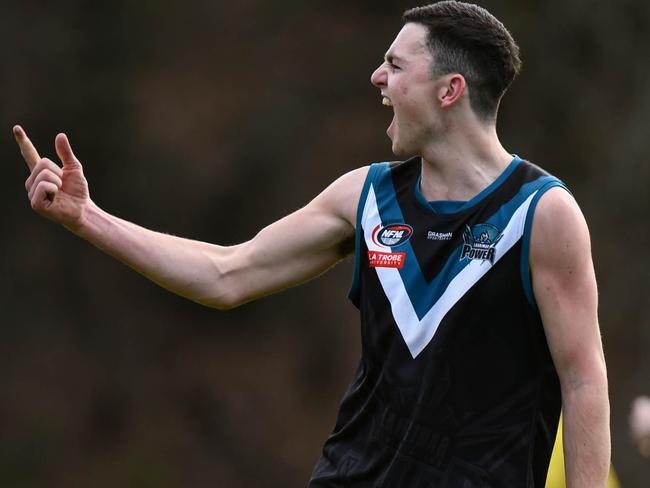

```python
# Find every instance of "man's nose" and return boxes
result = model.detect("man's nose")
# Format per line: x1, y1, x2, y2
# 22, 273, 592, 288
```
371, 64, 387, 87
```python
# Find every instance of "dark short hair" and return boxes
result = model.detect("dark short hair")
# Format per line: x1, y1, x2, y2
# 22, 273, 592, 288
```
403, 1, 521, 122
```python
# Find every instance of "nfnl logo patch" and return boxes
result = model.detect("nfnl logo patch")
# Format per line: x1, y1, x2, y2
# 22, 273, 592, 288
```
460, 223, 503, 264
368, 251, 406, 269
372, 224, 413, 248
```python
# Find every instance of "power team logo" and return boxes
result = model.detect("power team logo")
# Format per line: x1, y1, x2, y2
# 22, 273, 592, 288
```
460, 223, 503, 264
372, 224, 413, 248
369, 223, 413, 269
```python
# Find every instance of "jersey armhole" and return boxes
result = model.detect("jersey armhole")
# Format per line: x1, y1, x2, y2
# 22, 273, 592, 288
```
520, 179, 571, 308
348, 163, 386, 306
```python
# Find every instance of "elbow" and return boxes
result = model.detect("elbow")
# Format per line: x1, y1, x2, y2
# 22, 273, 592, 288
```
207, 296, 244, 311
196, 287, 247, 311
559, 363, 609, 408
195, 245, 249, 310
195, 275, 250, 311
207, 301, 239, 311
194, 297, 241, 311
558, 346, 608, 395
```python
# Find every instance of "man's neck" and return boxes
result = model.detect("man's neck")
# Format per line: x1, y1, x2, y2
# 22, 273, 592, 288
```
417, 123, 513, 202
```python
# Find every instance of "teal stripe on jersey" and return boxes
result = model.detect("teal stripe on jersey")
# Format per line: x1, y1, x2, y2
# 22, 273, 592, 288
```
519, 179, 570, 307
349, 164, 386, 303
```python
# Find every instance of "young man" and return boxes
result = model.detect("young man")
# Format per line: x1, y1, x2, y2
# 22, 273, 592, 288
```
15, 2, 609, 486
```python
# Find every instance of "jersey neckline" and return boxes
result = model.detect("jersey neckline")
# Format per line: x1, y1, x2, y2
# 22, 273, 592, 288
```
414, 155, 522, 215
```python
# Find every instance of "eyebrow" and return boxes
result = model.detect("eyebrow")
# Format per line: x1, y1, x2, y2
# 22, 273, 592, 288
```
384, 53, 406, 64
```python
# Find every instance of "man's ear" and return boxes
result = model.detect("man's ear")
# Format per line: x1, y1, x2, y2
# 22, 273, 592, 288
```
438, 74, 467, 109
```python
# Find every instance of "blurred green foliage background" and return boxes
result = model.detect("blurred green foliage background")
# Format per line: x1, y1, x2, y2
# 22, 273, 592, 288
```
1, 0, 649, 486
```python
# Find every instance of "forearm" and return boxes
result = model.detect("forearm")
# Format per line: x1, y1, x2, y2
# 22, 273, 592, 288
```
73, 201, 239, 309
561, 376, 610, 488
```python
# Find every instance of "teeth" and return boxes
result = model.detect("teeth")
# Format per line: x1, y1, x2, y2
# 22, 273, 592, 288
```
382, 97, 393, 107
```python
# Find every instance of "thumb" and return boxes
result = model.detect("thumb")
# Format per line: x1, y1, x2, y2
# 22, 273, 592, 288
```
55, 133, 81, 168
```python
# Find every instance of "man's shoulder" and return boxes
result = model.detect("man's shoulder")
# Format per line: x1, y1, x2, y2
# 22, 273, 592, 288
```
529, 186, 591, 272
516, 157, 559, 180
317, 157, 420, 226
533, 187, 583, 230
310, 166, 371, 228
363, 156, 421, 183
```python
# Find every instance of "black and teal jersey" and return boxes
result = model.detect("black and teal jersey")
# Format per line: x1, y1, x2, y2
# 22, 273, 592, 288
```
309, 156, 567, 487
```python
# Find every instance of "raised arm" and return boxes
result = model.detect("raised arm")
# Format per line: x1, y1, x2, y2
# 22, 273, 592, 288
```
530, 188, 610, 487
15, 126, 368, 309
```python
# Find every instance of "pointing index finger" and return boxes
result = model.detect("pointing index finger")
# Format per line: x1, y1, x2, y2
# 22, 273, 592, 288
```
13, 125, 42, 172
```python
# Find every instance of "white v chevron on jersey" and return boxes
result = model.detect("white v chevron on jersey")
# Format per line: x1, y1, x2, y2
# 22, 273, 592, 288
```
362, 185, 537, 358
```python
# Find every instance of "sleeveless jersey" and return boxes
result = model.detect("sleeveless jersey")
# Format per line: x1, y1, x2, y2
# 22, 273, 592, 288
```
309, 156, 567, 487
